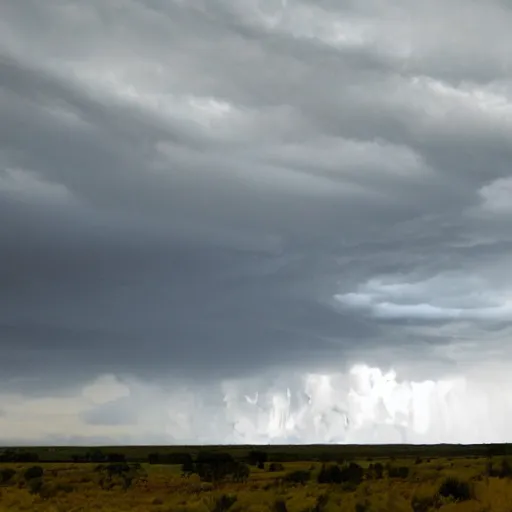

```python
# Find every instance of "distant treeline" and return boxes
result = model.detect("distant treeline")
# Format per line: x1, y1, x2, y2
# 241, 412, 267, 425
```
2, 444, 512, 464
0, 449, 41, 463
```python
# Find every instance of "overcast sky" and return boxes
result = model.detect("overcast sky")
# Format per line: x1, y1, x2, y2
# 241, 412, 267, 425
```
2, 0, 512, 445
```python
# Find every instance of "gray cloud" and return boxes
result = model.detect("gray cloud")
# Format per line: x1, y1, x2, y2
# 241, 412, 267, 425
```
81, 397, 139, 427
1, 0, 512, 442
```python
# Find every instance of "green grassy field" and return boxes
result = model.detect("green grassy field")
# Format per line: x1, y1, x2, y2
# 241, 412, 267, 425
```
1, 445, 512, 511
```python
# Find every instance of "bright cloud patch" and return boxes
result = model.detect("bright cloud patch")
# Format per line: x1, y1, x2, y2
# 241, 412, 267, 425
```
479, 177, 512, 215
82, 375, 130, 405
335, 272, 512, 321
162, 363, 512, 444
2, 364, 512, 445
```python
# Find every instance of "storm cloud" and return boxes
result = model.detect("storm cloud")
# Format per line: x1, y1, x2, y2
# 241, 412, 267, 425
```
1, 0, 512, 444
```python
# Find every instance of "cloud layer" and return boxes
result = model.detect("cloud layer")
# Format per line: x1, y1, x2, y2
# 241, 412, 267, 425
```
1, 0, 512, 444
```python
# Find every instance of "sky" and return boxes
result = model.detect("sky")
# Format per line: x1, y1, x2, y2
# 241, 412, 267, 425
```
1, 0, 512, 445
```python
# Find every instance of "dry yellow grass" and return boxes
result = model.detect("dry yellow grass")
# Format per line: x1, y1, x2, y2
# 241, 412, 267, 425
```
0, 457, 511, 511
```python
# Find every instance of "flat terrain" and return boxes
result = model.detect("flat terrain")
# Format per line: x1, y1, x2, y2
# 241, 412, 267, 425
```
1, 445, 512, 511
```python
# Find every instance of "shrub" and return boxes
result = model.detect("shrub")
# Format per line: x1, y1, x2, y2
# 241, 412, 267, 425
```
24, 466, 43, 481
181, 457, 195, 475
55, 482, 75, 494
373, 462, 384, 479
313, 494, 330, 512
341, 481, 359, 492
284, 470, 310, 485
212, 493, 237, 512
269, 462, 285, 472
318, 464, 342, 484
411, 493, 437, 512
0, 468, 16, 484
248, 450, 268, 467
26, 477, 43, 495
388, 466, 409, 479
317, 461, 364, 484
273, 499, 288, 512
232, 462, 250, 483
499, 458, 512, 477
342, 462, 364, 484
355, 500, 369, 512
438, 477, 472, 502
317, 461, 364, 488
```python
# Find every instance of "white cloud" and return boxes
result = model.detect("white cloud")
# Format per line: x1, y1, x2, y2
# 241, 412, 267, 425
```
479, 176, 512, 214
335, 272, 512, 321
167, 362, 512, 444
2, 361, 512, 445
82, 374, 130, 405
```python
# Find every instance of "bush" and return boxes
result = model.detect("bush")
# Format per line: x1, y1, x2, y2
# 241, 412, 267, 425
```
24, 466, 43, 481
284, 470, 310, 485
248, 450, 268, 467
388, 466, 409, 479
317, 462, 364, 486
273, 499, 288, 512
55, 482, 75, 494
373, 462, 384, 479
341, 481, 359, 492
0, 468, 16, 484
269, 462, 285, 472
411, 494, 437, 512
26, 477, 43, 495
232, 462, 250, 483
366, 462, 384, 479
499, 458, 512, 477
313, 494, 329, 512
355, 501, 369, 512
318, 464, 343, 484
212, 493, 237, 512
438, 477, 472, 502
342, 462, 364, 484
181, 458, 195, 475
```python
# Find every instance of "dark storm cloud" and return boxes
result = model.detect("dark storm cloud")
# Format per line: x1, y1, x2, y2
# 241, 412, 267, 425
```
1, 0, 512, 396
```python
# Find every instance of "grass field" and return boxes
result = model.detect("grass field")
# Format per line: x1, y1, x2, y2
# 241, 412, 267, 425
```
1, 445, 512, 511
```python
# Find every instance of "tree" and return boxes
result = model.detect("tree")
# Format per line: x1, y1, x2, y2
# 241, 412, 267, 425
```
318, 464, 343, 484
195, 452, 236, 483
248, 450, 268, 467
